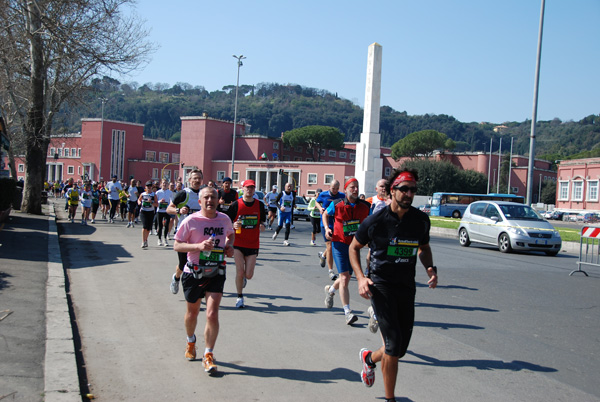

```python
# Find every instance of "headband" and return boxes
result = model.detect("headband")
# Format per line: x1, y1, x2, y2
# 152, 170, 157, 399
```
392, 171, 417, 187
344, 178, 358, 190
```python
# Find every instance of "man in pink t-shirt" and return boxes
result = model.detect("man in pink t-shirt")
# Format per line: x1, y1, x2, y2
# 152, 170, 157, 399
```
174, 187, 234, 374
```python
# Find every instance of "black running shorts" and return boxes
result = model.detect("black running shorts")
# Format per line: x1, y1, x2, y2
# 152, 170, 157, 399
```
182, 272, 226, 303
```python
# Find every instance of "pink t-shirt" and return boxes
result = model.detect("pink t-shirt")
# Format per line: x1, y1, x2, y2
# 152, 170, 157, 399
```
174, 211, 234, 268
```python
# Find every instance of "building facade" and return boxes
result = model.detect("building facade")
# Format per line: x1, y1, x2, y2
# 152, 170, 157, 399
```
555, 158, 600, 212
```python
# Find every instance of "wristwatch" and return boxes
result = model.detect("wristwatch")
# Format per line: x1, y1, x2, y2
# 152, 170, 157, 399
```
176, 208, 180, 214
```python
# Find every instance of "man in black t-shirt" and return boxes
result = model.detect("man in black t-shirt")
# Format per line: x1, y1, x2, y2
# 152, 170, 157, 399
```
217, 177, 238, 214
349, 168, 438, 402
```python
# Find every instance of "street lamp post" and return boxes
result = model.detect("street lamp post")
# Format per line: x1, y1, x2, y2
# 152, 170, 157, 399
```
99, 97, 107, 181
230, 55, 246, 180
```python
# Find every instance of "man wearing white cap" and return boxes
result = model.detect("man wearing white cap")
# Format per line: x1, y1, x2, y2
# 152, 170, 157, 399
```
264, 185, 279, 230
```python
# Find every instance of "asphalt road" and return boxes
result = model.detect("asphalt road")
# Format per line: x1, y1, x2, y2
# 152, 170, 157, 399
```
55, 208, 599, 401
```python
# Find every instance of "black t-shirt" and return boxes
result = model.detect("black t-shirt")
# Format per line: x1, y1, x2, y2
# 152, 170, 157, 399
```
226, 198, 267, 224
354, 205, 430, 288
218, 189, 239, 213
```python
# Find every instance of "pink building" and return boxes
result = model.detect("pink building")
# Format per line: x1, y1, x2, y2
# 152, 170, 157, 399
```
555, 158, 600, 212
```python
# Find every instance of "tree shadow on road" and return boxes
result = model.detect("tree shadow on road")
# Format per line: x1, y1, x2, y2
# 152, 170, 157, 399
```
403, 350, 557, 372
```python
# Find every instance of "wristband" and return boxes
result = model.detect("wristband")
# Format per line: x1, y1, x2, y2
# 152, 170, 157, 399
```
428, 266, 437, 274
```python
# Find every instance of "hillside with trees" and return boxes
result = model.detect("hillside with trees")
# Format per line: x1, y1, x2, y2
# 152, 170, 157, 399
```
56, 77, 599, 162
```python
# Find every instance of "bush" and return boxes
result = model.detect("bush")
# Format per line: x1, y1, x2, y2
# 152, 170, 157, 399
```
0, 178, 17, 210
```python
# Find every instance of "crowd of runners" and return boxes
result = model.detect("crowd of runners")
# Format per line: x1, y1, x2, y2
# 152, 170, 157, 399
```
57, 168, 439, 402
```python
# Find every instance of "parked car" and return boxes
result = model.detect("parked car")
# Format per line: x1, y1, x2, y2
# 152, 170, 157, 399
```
293, 196, 311, 221
458, 201, 562, 256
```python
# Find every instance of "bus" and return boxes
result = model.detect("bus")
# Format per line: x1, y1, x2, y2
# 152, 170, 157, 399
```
430, 192, 525, 218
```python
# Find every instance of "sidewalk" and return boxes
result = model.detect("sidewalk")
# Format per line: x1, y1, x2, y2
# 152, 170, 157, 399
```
0, 201, 79, 402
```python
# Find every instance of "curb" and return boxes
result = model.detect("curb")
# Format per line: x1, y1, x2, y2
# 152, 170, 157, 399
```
44, 203, 80, 402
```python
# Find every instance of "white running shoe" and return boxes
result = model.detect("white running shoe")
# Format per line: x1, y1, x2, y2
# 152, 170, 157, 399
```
164, 239, 169, 247
235, 297, 245, 309
158, 239, 163, 247
272, 232, 278, 240
283, 240, 290, 246
126, 222, 131, 228
310, 240, 316, 246
141, 241, 148, 249
345, 311, 358, 325
170, 273, 179, 294
324, 285, 334, 309
91, 219, 95, 224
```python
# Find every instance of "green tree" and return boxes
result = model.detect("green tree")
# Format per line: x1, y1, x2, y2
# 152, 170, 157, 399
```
282, 125, 344, 161
541, 180, 556, 205
0, 0, 154, 213
391, 130, 455, 160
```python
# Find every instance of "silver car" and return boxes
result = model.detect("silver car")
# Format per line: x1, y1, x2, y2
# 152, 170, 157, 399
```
458, 201, 562, 256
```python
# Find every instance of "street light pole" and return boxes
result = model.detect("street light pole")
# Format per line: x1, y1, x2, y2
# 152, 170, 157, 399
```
99, 97, 107, 181
230, 55, 246, 180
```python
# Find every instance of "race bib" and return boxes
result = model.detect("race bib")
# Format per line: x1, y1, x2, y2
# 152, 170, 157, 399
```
283, 200, 292, 208
239, 215, 258, 229
343, 219, 360, 237
159, 201, 168, 209
197, 247, 225, 266
386, 239, 418, 262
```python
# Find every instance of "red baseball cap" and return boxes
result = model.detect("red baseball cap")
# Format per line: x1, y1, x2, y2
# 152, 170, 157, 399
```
243, 179, 256, 187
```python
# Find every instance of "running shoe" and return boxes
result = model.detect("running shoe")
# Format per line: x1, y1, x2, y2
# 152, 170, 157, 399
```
368, 306, 378, 333
272, 232, 278, 240
203, 352, 217, 373
141, 241, 148, 249
170, 274, 179, 294
329, 270, 338, 281
283, 240, 290, 246
359, 348, 375, 387
126, 222, 131, 228
291, 225, 295, 229
345, 311, 358, 325
310, 240, 317, 246
318, 252, 326, 268
71, 219, 75, 223
157, 238, 163, 247
185, 342, 196, 361
235, 297, 245, 309
164, 239, 169, 247
91, 219, 95, 224
324, 285, 334, 309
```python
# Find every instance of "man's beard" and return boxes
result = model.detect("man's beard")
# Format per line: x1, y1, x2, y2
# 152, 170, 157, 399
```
398, 197, 412, 209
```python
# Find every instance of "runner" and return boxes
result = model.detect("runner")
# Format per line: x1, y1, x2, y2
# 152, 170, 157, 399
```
167, 170, 203, 294
271, 182, 295, 246
217, 177, 238, 214
137, 181, 158, 248
226, 179, 267, 308
264, 185, 279, 230
126, 179, 139, 228
90, 182, 100, 223
307, 189, 323, 246
350, 169, 438, 400
365, 179, 390, 214
99, 181, 109, 219
173, 186, 235, 374
322, 178, 370, 325
315, 180, 345, 281
66, 182, 80, 224
79, 182, 93, 225
106, 175, 122, 223
119, 184, 128, 222
167, 181, 177, 239
155, 179, 173, 247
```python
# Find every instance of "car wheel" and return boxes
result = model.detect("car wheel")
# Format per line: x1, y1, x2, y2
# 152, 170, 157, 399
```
452, 210, 461, 219
545, 250, 559, 256
458, 228, 471, 247
498, 233, 512, 253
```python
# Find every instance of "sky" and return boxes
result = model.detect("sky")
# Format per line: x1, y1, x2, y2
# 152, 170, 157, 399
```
120, 0, 599, 124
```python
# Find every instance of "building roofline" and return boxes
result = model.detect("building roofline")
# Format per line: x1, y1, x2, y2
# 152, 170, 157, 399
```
81, 118, 145, 127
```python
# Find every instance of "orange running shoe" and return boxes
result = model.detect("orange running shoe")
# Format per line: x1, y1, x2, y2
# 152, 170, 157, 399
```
203, 352, 217, 373
185, 342, 196, 361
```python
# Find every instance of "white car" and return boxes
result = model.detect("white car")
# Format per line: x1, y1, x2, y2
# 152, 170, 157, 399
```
458, 201, 562, 256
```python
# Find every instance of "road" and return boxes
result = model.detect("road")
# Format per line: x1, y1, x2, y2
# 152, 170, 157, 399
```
56, 209, 600, 401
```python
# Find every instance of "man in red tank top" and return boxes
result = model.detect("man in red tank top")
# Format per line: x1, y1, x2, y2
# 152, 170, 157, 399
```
226, 180, 267, 308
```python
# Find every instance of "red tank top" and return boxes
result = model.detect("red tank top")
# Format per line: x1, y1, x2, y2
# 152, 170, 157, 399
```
332, 199, 370, 245
234, 198, 261, 249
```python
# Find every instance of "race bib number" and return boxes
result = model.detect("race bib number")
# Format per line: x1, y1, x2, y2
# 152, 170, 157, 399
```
221, 202, 231, 211
159, 201, 168, 209
343, 219, 360, 237
386, 239, 418, 262
197, 247, 224, 265
239, 215, 258, 229
283, 200, 292, 208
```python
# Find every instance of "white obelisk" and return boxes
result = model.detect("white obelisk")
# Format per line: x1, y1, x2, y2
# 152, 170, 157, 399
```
355, 42, 383, 197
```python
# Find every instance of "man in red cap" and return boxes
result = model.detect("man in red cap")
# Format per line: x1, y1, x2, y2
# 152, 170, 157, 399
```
349, 168, 438, 401
322, 177, 371, 325
226, 179, 267, 308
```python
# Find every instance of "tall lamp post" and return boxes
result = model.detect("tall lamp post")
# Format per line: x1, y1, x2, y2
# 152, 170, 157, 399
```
230, 55, 246, 180
99, 97, 107, 181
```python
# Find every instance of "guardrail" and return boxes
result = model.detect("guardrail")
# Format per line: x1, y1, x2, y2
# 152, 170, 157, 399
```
571, 225, 600, 276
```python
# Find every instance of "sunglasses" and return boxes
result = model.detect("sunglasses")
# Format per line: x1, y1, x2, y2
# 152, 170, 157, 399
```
394, 185, 418, 194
